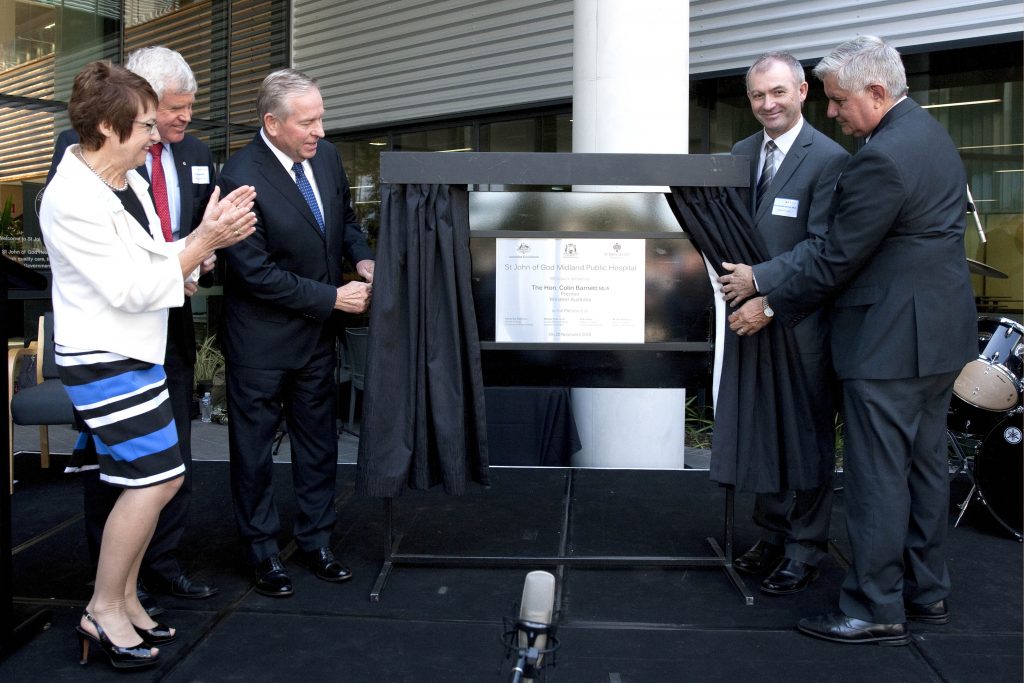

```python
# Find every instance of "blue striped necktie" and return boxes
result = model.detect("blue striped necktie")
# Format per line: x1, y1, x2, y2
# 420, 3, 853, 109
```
755, 139, 777, 209
292, 162, 325, 233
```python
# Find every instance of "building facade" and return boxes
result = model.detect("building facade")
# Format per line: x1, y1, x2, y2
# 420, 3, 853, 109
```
1, 0, 1021, 335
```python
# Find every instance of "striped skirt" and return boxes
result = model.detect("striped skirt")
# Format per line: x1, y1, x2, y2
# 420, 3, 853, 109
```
56, 344, 185, 488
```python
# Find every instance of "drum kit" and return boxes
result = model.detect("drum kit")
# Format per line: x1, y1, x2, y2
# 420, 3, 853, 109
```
947, 314, 1023, 541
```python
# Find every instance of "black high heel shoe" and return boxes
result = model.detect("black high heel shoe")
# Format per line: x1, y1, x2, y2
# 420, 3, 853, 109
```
133, 621, 176, 645
75, 611, 159, 669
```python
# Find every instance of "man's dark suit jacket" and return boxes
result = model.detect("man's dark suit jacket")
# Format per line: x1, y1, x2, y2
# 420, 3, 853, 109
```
217, 133, 373, 369
767, 98, 976, 379
48, 130, 216, 370
731, 121, 849, 485
733, 121, 848, 357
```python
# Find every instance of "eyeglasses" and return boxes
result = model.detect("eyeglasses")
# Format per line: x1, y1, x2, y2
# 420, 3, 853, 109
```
134, 120, 159, 135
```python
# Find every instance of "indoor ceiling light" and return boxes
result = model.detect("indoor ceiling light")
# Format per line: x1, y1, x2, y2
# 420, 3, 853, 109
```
958, 143, 1024, 150
922, 99, 1001, 109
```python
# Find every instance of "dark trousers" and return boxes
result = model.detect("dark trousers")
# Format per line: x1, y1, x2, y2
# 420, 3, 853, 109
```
752, 348, 837, 567
752, 478, 834, 566
838, 371, 958, 624
226, 339, 338, 565
83, 364, 194, 582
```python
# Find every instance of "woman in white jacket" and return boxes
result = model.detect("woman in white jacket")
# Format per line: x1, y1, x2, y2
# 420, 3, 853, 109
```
41, 60, 256, 670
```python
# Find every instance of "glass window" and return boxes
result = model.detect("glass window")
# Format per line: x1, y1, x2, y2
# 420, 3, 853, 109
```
0, 0, 287, 341
337, 136, 388, 248
907, 44, 1023, 314
394, 125, 473, 153
480, 112, 571, 153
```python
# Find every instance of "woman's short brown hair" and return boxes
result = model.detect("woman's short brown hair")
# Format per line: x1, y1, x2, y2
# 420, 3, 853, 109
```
69, 60, 159, 151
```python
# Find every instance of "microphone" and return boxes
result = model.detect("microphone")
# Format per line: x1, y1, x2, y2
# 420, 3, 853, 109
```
504, 570, 558, 683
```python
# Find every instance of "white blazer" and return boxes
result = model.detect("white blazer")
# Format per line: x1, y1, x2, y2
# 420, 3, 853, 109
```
40, 145, 187, 365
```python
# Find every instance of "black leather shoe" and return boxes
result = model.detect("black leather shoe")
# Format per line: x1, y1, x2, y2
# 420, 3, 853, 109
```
136, 582, 165, 618
298, 547, 353, 583
905, 598, 950, 625
149, 573, 219, 600
254, 555, 294, 597
797, 612, 910, 646
761, 558, 820, 595
733, 541, 784, 575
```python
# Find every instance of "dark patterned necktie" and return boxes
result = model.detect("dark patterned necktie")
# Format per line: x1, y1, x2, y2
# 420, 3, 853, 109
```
755, 139, 777, 209
292, 162, 325, 233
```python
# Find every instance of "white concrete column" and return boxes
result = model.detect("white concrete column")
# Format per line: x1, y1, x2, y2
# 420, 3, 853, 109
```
570, 0, 692, 469
573, 0, 689, 157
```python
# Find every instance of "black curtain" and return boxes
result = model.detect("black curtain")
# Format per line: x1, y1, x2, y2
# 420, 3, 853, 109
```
666, 186, 830, 493
356, 183, 490, 497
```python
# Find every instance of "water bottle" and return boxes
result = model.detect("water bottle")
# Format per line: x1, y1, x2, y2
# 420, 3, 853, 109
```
200, 392, 212, 423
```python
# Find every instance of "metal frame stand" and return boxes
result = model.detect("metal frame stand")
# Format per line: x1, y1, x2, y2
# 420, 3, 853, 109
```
367, 152, 755, 608
369, 469, 753, 606
948, 429, 978, 528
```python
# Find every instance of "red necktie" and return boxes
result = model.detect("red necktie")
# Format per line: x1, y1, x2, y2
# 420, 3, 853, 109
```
150, 142, 173, 242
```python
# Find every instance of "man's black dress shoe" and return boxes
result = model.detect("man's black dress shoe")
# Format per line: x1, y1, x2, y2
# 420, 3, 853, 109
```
149, 573, 219, 600
254, 555, 294, 597
797, 612, 910, 646
905, 598, 950, 625
732, 541, 784, 575
136, 582, 165, 618
298, 547, 353, 582
761, 558, 820, 595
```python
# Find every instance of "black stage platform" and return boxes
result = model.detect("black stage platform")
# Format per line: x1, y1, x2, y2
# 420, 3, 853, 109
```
1, 452, 1021, 681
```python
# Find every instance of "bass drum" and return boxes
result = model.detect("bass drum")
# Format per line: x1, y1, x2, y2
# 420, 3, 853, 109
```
973, 412, 1023, 540
949, 317, 1024, 434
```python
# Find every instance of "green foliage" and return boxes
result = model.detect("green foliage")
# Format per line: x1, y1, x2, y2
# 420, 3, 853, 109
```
194, 334, 224, 384
0, 196, 22, 239
685, 395, 714, 450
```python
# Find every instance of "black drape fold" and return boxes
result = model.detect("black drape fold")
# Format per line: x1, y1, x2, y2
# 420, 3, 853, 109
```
356, 183, 490, 497
666, 186, 831, 493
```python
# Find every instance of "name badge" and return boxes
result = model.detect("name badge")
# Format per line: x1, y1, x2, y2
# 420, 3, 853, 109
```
772, 197, 799, 218
191, 166, 210, 184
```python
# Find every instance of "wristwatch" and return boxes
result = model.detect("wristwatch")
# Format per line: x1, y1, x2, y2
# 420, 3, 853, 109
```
761, 296, 774, 318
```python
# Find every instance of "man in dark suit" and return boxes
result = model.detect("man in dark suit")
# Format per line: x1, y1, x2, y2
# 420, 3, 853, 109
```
46, 46, 219, 609
218, 68, 373, 597
718, 52, 848, 596
729, 36, 976, 644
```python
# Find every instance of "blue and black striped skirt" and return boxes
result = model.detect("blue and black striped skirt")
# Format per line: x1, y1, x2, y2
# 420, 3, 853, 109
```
56, 344, 185, 488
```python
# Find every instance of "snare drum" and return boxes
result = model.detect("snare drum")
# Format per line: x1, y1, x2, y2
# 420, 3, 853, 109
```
973, 412, 1023, 539
949, 317, 1024, 434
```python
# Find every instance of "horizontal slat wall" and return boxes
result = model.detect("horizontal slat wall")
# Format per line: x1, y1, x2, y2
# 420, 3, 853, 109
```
295, 0, 1021, 131
292, 0, 574, 132
0, 56, 56, 181
689, 0, 1022, 76
125, 1, 215, 121
125, 0, 287, 135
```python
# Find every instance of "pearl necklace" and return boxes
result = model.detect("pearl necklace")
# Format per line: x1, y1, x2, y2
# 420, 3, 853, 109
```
75, 147, 129, 192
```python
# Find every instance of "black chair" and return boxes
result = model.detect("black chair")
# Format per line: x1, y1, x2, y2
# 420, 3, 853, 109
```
7, 313, 75, 491
345, 327, 368, 435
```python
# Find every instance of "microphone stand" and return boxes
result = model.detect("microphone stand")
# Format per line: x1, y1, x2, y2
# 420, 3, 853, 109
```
966, 184, 987, 243
503, 618, 558, 683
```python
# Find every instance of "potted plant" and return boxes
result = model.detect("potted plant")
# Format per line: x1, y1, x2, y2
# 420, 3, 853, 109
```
193, 334, 224, 403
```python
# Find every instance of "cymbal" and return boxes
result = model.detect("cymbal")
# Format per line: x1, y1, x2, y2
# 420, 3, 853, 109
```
967, 258, 1008, 279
